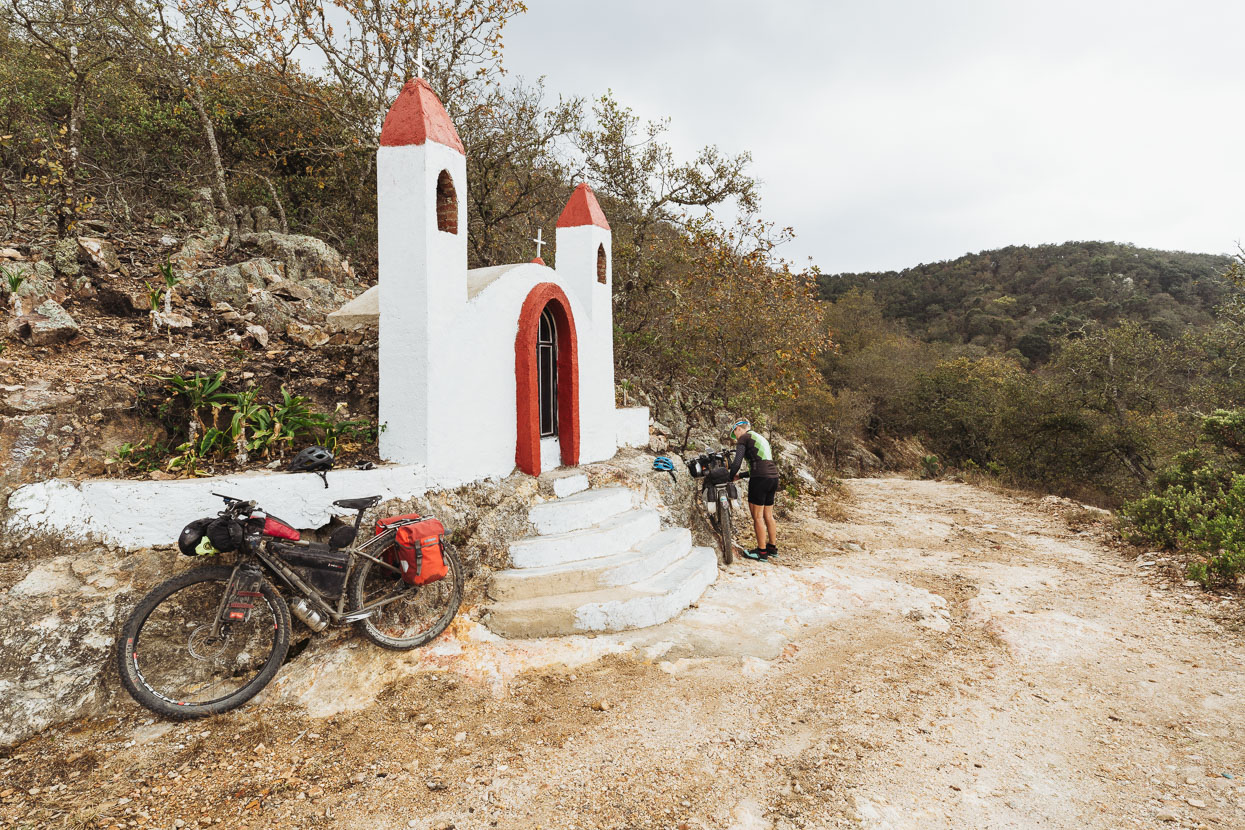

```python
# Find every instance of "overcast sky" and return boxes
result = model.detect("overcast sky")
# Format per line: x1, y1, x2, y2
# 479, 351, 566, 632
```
502, 1, 1245, 274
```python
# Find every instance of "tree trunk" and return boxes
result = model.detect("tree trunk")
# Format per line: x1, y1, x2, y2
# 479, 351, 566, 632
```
60, 70, 87, 237
189, 88, 236, 236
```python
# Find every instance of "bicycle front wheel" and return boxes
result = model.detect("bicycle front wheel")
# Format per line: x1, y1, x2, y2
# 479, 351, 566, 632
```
116, 565, 290, 719
718, 495, 734, 564
349, 546, 463, 650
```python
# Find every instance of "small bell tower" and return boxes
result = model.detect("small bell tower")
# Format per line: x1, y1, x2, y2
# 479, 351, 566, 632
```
376, 66, 468, 466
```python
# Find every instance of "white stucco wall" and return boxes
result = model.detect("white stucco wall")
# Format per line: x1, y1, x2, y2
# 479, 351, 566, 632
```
616, 407, 651, 449
377, 141, 467, 467
7, 465, 428, 549
422, 261, 616, 486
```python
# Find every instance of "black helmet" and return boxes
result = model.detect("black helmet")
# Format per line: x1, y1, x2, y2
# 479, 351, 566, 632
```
287, 445, 334, 474
178, 517, 213, 556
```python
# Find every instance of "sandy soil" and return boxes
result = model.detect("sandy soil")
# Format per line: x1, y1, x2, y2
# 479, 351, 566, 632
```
2, 476, 1243, 830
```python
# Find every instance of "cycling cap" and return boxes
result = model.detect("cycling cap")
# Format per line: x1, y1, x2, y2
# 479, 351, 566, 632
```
726, 418, 750, 439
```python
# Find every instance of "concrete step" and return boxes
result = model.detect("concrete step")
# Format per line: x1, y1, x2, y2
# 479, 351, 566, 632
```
508, 507, 659, 570
539, 469, 590, 499
528, 486, 634, 536
483, 546, 718, 638
489, 528, 693, 602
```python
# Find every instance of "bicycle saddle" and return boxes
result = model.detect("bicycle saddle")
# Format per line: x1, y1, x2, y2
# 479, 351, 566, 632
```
333, 495, 381, 511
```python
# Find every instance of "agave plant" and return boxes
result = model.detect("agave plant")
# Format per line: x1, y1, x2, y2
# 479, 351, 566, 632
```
3, 267, 25, 316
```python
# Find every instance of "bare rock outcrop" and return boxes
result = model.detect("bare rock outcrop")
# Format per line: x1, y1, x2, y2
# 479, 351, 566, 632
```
8, 299, 80, 345
237, 231, 356, 286
0, 547, 167, 747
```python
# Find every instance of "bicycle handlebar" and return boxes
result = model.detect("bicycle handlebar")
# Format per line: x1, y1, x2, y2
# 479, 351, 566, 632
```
212, 492, 257, 516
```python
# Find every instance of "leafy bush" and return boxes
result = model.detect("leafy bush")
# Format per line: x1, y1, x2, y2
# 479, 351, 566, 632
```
119, 372, 377, 476
1120, 409, 1245, 586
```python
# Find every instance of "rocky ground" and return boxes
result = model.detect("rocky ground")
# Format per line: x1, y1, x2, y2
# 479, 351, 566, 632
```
0, 198, 380, 510
2, 476, 1243, 830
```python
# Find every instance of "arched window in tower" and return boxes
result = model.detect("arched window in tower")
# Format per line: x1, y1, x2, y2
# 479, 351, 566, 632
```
436, 170, 458, 234
596, 244, 607, 284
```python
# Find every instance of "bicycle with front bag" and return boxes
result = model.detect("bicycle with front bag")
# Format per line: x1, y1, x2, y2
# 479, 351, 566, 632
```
685, 449, 748, 565
116, 491, 462, 719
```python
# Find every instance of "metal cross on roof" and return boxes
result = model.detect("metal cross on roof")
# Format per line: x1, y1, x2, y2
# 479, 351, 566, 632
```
532, 228, 546, 259
416, 47, 427, 80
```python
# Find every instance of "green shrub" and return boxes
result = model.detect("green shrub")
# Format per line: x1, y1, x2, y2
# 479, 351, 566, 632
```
1120, 409, 1245, 586
141, 372, 377, 475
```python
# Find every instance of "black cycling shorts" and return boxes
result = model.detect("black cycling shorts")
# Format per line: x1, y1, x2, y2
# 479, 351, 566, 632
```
748, 476, 779, 507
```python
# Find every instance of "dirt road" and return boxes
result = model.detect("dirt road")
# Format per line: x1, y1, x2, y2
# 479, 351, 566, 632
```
3, 477, 1243, 829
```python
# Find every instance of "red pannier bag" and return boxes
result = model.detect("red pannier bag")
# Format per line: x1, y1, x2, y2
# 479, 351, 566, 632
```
375, 513, 421, 536
384, 517, 448, 586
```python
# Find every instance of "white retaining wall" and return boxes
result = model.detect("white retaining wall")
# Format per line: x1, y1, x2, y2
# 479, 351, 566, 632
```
7, 464, 429, 549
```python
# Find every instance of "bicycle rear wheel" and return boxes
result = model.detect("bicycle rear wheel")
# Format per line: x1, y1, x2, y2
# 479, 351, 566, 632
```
348, 546, 463, 650
116, 565, 290, 719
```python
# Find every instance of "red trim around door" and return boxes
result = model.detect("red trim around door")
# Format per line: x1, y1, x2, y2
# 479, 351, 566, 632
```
515, 283, 579, 476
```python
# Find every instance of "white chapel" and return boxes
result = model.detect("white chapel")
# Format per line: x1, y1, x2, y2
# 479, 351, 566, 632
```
349, 74, 649, 486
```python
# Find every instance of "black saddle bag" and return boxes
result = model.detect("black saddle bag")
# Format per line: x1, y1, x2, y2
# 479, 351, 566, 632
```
273, 541, 350, 598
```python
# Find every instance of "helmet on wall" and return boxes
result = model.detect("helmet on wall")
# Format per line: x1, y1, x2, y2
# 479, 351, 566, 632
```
287, 446, 334, 474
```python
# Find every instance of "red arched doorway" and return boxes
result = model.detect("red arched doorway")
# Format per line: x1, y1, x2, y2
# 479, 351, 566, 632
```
515, 283, 579, 475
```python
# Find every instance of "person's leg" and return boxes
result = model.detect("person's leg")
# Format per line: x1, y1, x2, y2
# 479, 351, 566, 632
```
750, 502, 767, 548
763, 504, 777, 551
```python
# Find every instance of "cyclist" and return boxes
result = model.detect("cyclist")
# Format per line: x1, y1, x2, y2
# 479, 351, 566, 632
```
726, 418, 780, 561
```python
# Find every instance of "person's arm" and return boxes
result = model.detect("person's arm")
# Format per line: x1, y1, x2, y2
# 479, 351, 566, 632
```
728, 436, 747, 478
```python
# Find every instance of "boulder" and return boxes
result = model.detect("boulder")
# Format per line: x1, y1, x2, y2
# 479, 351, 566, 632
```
152, 311, 193, 330
0, 247, 23, 260
169, 231, 227, 273
52, 238, 80, 279
189, 187, 221, 230
269, 278, 314, 302
96, 283, 151, 316
246, 276, 349, 333
251, 205, 280, 232
245, 324, 270, 348
9, 300, 80, 346
180, 258, 282, 308
0, 549, 170, 748
1, 382, 76, 415
212, 301, 246, 325
76, 237, 121, 273
285, 321, 328, 348
237, 231, 355, 286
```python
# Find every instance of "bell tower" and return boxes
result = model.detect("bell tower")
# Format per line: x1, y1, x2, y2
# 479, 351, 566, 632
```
376, 74, 467, 466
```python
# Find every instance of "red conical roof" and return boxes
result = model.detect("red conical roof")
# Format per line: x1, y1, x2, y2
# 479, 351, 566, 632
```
556, 183, 610, 230
379, 78, 465, 153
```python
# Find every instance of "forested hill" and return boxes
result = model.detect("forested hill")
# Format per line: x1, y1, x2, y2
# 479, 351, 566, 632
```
818, 242, 1235, 363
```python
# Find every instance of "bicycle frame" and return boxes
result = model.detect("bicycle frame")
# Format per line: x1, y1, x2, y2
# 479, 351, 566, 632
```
211, 528, 413, 634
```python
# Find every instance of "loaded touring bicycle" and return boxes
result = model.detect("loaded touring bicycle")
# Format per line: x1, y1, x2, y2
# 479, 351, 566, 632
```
116, 448, 462, 718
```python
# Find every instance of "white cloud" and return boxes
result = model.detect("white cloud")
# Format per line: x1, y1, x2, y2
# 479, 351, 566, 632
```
503, 0, 1245, 272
